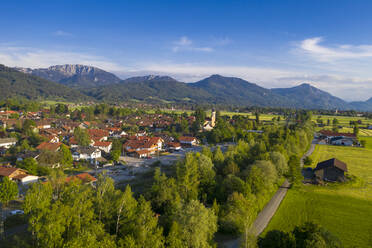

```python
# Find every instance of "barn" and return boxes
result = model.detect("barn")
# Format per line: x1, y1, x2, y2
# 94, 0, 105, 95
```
314, 158, 348, 182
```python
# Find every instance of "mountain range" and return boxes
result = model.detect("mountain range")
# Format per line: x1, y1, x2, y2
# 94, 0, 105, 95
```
16, 64, 121, 88
4, 64, 371, 111
0, 65, 89, 101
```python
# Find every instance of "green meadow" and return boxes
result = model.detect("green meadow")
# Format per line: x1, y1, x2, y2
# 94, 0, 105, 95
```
263, 145, 372, 248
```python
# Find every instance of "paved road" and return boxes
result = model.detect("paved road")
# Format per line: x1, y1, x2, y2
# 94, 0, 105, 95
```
300, 141, 317, 167
250, 180, 290, 236
219, 142, 316, 248
220, 180, 290, 248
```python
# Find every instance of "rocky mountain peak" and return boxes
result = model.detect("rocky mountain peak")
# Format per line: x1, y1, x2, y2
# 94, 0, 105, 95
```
47, 64, 99, 76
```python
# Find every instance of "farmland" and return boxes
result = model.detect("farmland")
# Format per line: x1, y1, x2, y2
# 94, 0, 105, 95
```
263, 145, 372, 248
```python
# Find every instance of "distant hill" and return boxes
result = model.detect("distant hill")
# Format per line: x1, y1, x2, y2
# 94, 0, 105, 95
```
0, 64, 89, 101
85, 74, 298, 107
85, 76, 213, 103
272, 83, 350, 109
84, 74, 372, 110
7, 63, 372, 111
349, 97, 372, 111
190, 74, 296, 107
122, 75, 178, 84
15, 64, 121, 88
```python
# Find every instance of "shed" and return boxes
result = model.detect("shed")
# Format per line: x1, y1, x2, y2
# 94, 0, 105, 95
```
314, 158, 347, 182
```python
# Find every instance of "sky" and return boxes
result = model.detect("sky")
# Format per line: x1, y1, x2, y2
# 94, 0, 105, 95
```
1, 0, 372, 101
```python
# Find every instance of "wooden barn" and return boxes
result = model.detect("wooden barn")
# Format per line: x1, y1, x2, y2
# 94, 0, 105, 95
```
314, 158, 348, 182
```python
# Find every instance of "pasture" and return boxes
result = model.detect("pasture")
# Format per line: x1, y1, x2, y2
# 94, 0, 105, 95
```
263, 145, 372, 248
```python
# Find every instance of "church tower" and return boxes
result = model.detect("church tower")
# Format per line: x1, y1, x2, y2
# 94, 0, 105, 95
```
211, 109, 216, 127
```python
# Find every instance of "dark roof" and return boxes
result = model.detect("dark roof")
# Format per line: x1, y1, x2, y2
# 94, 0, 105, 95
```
314, 158, 348, 172
73, 146, 99, 155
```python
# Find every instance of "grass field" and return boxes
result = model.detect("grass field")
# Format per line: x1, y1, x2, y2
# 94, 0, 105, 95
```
312, 115, 372, 126
315, 126, 372, 136
263, 145, 372, 247
360, 137, 372, 149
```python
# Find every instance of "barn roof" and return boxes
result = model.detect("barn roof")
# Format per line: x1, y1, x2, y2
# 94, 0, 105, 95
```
315, 158, 348, 172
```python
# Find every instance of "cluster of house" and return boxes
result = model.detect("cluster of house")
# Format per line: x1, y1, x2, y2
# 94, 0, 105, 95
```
0, 109, 201, 166
122, 135, 198, 158
316, 130, 357, 146
0, 163, 97, 189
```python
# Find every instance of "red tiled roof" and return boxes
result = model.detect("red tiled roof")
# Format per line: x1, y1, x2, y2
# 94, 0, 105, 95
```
66, 173, 97, 183
319, 130, 356, 138
88, 129, 109, 138
0, 166, 19, 177
123, 137, 163, 150
135, 150, 151, 155
167, 142, 181, 148
94, 141, 112, 147
36, 142, 62, 151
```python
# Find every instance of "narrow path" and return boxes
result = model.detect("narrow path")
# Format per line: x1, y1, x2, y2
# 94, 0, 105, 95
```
301, 142, 316, 167
250, 180, 290, 236
219, 141, 316, 248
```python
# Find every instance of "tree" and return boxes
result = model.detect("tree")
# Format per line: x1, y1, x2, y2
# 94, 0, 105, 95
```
150, 168, 181, 216
201, 146, 213, 159
176, 153, 200, 202
60, 144, 73, 166
74, 127, 91, 146
132, 197, 164, 248
220, 192, 256, 242
293, 222, 343, 248
255, 112, 260, 124
197, 154, 216, 202
17, 157, 39, 175
111, 149, 121, 163
287, 155, 303, 185
213, 146, 225, 168
20, 139, 31, 152
332, 118, 339, 125
116, 185, 138, 238
22, 119, 36, 136
223, 161, 240, 176
166, 221, 185, 248
353, 124, 359, 137
0, 177, 18, 206
303, 156, 313, 166
258, 230, 295, 248
269, 152, 288, 176
246, 161, 278, 195
173, 200, 217, 248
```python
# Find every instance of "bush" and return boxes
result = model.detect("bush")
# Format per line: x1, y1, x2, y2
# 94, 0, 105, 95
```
303, 156, 313, 166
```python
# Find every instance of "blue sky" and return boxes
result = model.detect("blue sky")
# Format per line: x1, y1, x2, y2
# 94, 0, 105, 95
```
1, 1, 372, 101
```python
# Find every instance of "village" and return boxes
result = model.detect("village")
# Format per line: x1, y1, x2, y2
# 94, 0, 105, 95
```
1, 104, 371, 248
0, 106, 239, 195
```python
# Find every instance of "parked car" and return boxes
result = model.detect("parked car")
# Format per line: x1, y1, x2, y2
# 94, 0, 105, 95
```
10, 210, 24, 215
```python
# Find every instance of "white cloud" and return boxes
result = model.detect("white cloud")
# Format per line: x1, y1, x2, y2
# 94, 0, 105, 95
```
134, 62, 372, 101
276, 74, 372, 101
172, 36, 213, 52
299, 37, 372, 62
1, 43, 371, 101
52, 30, 73, 37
